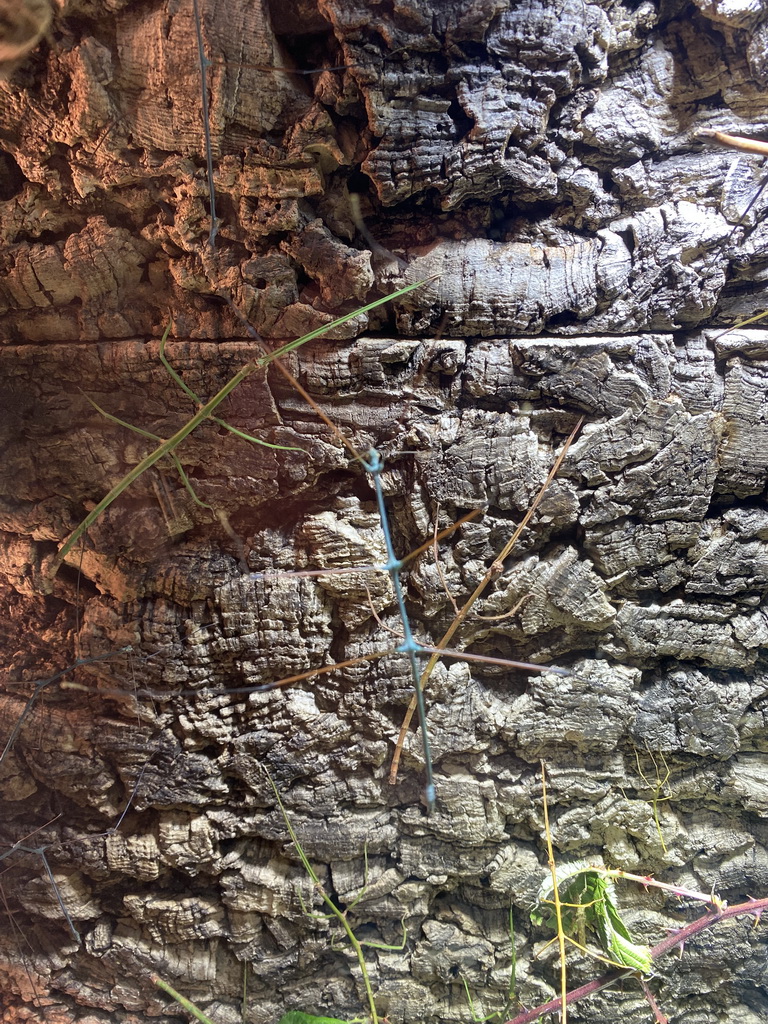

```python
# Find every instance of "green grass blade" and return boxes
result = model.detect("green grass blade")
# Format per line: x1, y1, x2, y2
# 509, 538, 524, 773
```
49, 278, 430, 582
159, 326, 304, 451
50, 359, 258, 577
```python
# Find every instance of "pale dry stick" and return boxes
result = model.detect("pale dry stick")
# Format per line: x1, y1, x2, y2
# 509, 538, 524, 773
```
431, 502, 460, 618
417, 647, 569, 677
400, 508, 485, 565
698, 128, 768, 157
252, 649, 397, 694
389, 416, 584, 785
540, 761, 569, 1024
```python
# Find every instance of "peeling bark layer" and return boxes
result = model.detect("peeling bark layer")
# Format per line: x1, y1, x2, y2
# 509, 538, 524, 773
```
1, 2, 768, 1024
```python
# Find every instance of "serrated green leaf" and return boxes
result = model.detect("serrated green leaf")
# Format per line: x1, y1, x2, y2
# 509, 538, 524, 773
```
532, 864, 654, 975
606, 930, 654, 973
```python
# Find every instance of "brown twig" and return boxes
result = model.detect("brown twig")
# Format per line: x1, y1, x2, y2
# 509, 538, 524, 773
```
431, 502, 460, 617
388, 416, 584, 785
697, 128, 768, 156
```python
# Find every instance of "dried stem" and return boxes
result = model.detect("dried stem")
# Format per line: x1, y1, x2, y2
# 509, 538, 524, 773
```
389, 416, 583, 785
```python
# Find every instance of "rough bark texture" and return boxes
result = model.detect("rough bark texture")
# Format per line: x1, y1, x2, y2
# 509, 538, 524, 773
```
1, 2, 768, 1024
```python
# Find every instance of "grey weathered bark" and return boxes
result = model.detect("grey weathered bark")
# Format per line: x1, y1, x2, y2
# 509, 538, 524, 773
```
1, 1, 767, 1023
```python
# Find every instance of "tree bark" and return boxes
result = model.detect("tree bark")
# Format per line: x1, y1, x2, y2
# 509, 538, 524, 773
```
1, 1, 767, 1023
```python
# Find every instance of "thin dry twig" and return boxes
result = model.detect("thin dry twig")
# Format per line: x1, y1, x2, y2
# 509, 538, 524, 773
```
389, 416, 584, 785
431, 502, 460, 617
698, 128, 768, 157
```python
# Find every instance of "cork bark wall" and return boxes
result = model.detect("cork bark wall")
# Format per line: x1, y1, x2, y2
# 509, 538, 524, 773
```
1, 1, 767, 1023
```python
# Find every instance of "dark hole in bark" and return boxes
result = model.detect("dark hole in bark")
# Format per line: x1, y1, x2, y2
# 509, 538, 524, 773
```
266, 0, 333, 36
0, 148, 24, 200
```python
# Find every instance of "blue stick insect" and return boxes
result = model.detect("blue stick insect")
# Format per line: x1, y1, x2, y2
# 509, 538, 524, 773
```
185, 0, 574, 811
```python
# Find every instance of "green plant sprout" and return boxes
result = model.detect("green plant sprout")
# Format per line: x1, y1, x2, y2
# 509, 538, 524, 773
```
633, 745, 673, 855
265, 769, 405, 1024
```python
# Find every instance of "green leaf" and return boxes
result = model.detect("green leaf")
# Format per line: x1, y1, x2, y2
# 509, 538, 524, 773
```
532, 863, 654, 975
605, 929, 654, 974
277, 1013, 354, 1024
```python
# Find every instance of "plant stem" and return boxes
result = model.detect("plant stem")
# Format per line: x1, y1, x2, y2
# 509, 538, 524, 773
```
540, 762, 568, 1024
389, 417, 583, 785
266, 771, 380, 1024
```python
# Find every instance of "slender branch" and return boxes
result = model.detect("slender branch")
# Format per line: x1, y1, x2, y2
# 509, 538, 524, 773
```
389, 417, 583, 784
541, 762, 568, 1023
697, 128, 768, 156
